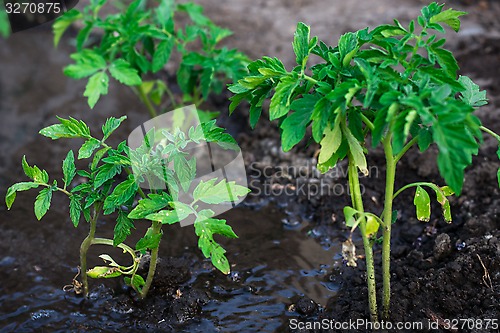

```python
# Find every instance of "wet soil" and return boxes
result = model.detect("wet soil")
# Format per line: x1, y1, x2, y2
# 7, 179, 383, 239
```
1, 0, 500, 332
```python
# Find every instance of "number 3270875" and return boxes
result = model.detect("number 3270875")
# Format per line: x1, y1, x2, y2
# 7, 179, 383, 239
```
5, 2, 61, 14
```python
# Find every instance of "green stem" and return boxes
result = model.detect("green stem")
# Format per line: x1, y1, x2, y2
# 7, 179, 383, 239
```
139, 221, 162, 299
393, 181, 438, 200
381, 131, 397, 320
348, 157, 379, 323
480, 125, 500, 141
360, 113, 375, 131
394, 136, 418, 163
79, 204, 100, 297
137, 85, 158, 118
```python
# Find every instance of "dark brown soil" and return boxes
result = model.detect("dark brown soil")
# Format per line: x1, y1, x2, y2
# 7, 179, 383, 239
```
0, 0, 499, 332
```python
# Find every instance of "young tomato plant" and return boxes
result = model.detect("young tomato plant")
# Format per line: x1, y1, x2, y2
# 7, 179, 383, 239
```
229, 3, 500, 322
53, 0, 249, 115
5, 116, 249, 298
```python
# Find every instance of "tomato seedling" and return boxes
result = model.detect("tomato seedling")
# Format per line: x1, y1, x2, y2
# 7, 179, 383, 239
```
229, 3, 500, 322
6, 116, 249, 298
54, 0, 249, 115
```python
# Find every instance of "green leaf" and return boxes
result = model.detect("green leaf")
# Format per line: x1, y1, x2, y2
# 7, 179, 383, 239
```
338, 32, 358, 66
40, 117, 91, 139
193, 179, 250, 205
114, 211, 135, 246
53, 10, 83, 47
145, 209, 183, 224
414, 186, 431, 222
458, 76, 488, 108
109, 59, 142, 86
103, 177, 138, 214
344, 206, 357, 227
418, 127, 432, 152
432, 47, 459, 78
293, 22, 311, 68
280, 98, 314, 151
342, 123, 368, 176
84, 71, 109, 108
5, 182, 40, 209
128, 193, 172, 219
69, 195, 82, 227
136, 227, 162, 253
318, 116, 342, 164
124, 274, 146, 291
94, 163, 122, 189
173, 154, 196, 192
102, 116, 127, 141
429, 8, 467, 32
365, 215, 380, 237
152, 39, 174, 73
87, 266, 122, 279
34, 188, 53, 220
62, 151, 76, 187
78, 138, 101, 159
269, 76, 298, 120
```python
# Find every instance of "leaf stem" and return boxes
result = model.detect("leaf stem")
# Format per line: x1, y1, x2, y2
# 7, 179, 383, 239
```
394, 136, 418, 163
360, 113, 375, 131
480, 126, 500, 141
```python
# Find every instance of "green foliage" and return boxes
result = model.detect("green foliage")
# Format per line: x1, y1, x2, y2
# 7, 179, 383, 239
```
0, 5, 10, 38
6, 115, 248, 297
54, 0, 249, 109
230, 2, 490, 195
229, 3, 499, 320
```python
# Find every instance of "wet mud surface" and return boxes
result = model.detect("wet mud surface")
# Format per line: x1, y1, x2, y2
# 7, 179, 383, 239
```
1, 0, 500, 332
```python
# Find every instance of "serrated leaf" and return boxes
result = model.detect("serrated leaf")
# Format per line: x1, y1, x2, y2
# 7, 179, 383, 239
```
342, 123, 368, 176
69, 195, 82, 227
114, 211, 135, 246
94, 163, 121, 189
128, 193, 172, 219
458, 76, 488, 108
5, 182, 40, 209
103, 177, 138, 214
173, 154, 196, 192
193, 179, 250, 205
109, 59, 141, 86
152, 39, 174, 73
414, 186, 431, 222
280, 100, 313, 151
40, 117, 91, 139
136, 227, 162, 253
84, 71, 109, 109
62, 151, 76, 187
102, 116, 127, 141
78, 138, 101, 159
269, 76, 298, 120
293, 22, 311, 68
34, 188, 53, 220
318, 116, 342, 164
429, 8, 466, 32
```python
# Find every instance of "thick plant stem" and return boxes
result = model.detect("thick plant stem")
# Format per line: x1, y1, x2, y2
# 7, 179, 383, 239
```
348, 157, 379, 323
79, 208, 99, 297
381, 132, 397, 320
139, 221, 162, 299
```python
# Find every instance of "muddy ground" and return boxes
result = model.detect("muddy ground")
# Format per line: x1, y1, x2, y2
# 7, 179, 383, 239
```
0, 0, 499, 332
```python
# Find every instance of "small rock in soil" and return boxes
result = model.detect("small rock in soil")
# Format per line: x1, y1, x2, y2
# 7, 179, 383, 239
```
295, 296, 318, 315
434, 233, 452, 260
